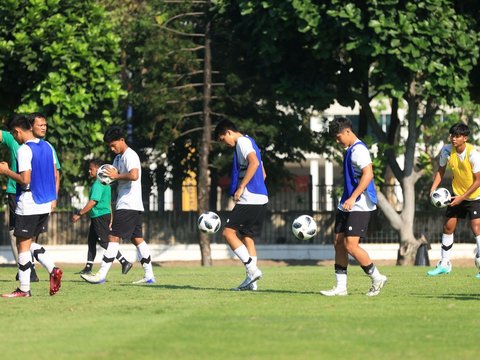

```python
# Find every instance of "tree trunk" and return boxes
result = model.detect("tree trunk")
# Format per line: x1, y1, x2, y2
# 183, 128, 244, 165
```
197, 4, 213, 266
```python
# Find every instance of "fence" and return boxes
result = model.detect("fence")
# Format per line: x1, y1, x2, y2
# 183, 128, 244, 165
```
0, 209, 474, 247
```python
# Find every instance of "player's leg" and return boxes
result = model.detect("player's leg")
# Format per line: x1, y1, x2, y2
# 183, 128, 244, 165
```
342, 210, 386, 296
321, 211, 349, 296
77, 222, 97, 274
427, 215, 457, 276
95, 214, 132, 275
224, 205, 263, 290
7, 193, 18, 263
30, 214, 62, 295
242, 235, 258, 290
131, 235, 155, 283
2, 236, 33, 298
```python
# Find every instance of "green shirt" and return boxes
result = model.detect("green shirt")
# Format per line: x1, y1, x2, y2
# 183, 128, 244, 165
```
89, 179, 111, 218
1, 130, 20, 194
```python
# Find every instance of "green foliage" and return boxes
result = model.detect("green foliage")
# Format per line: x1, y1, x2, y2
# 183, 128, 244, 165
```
0, 0, 125, 190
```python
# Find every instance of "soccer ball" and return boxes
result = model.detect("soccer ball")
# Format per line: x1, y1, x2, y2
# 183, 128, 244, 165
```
97, 164, 117, 185
198, 211, 221, 234
292, 215, 317, 240
430, 188, 451, 208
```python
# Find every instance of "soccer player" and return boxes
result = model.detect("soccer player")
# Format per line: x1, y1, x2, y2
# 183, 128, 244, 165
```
214, 119, 268, 291
71, 159, 132, 275
0, 114, 62, 298
320, 117, 387, 297
1, 116, 40, 282
81, 126, 155, 284
427, 123, 480, 278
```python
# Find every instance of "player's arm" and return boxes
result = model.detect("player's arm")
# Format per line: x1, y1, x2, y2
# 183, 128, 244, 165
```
0, 162, 30, 185
430, 165, 446, 195
343, 163, 373, 211
262, 163, 267, 180
233, 151, 259, 202
106, 167, 139, 182
71, 200, 97, 223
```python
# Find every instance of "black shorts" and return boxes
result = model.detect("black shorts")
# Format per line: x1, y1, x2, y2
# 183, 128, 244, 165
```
14, 213, 50, 238
225, 204, 267, 238
445, 199, 480, 219
110, 209, 143, 240
89, 214, 111, 247
334, 210, 372, 237
8, 193, 16, 231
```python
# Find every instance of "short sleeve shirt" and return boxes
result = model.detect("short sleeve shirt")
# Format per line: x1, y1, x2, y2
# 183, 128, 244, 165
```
89, 179, 111, 218
113, 147, 144, 211
1, 130, 20, 194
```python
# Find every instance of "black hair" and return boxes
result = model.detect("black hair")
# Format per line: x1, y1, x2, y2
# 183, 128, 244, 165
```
213, 118, 238, 140
89, 158, 104, 168
104, 125, 125, 143
8, 113, 31, 131
27, 112, 47, 126
449, 122, 470, 137
328, 117, 353, 137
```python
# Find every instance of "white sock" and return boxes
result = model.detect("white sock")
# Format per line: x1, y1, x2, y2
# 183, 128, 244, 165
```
335, 273, 347, 290
97, 242, 119, 278
18, 251, 31, 292
30, 242, 55, 274
233, 245, 251, 263
250, 256, 257, 268
136, 241, 154, 280
440, 233, 454, 264
475, 235, 480, 257
369, 266, 381, 280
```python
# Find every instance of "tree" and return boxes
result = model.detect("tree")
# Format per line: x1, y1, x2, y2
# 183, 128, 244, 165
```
0, 0, 125, 191
214, 0, 479, 264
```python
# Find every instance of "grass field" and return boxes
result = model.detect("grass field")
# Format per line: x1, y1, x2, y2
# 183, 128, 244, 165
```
0, 262, 479, 360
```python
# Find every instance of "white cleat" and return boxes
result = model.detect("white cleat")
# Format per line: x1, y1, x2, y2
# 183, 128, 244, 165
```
81, 273, 106, 284
232, 268, 262, 291
366, 275, 388, 297
132, 277, 156, 284
320, 287, 348, 296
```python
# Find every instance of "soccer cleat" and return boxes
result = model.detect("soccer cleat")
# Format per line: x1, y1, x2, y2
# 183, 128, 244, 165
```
81, 273, 106, 284
249, 282, 258, 291
366, 275, 388, 297
320, 287, 348, 296
132, 277, 156, 284
2, 288, 32, 298
75, 268, 92, 275
427, 261, 452, 276
235, 268, 262, 291
121, 261, 133, 275
49, 267, 63, 296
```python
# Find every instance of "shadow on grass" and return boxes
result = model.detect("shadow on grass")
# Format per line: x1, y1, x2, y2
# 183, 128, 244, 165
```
413, 293, 480, 301
117, 283, 318, 295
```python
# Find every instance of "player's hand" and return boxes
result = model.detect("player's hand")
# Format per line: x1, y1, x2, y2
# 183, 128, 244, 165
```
71, 214, 81, 223
448, 195, 462, 207
342, 197, 355, 211
0, 161, 10, 174
51, 200, 57, 212
105, 166, 119, 180
233, 186, 245, 202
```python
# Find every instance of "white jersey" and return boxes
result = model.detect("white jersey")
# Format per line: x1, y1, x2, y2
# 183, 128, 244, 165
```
113, 147, 144, 211
235, 136, 268, 205
338, 140, 377, 212
16, 139, 56, 215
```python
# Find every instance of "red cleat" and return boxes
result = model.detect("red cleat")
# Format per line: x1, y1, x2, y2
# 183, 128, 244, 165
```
2, 288, 31, 298
49, 267, 63, 296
